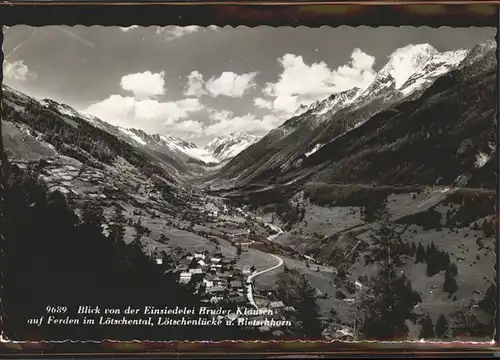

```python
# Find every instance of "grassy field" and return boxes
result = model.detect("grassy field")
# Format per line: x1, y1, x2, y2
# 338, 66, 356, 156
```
247, 181, 496, 339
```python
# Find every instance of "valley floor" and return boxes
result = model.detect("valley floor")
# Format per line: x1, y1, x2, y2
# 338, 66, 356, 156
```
4, 141, 497, 342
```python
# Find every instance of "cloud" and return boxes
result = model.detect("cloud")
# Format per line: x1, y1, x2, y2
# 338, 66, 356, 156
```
4, 60, 36, 82
350, 48, 376, 70
119, 25, 139, 32
86, 95, 204, 130
184, 70, 258, 98
205, 109, 282, 137
86, 95, 136, 127
271, 94, 301, 113
156, 25, 219, 42
156, 26, 200, 41
135, 98, 203, 123
261, 49, 376, 114
254, 97, 273, 110
85, 68, 206, 138
168, 119, 205, 137
184, 71, 207, 97
120, 71, 165, 98
205, 71, 258, 98
207, 25, 220, 32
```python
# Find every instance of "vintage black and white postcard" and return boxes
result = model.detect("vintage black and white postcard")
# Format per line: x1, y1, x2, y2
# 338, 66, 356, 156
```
0, 1, 498, 357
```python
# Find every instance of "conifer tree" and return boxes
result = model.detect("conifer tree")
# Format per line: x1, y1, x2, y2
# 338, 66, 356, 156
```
108, 206, 126, 244
359, 222, 420, 340
276, 270, 322, 339
449, 262, 458, 277
410, 242, 417, 256
435, 314, 449, 338
443, 268, 458, 295
237, 243, 242, 256
419, 314, 435, 339
416, 243, 426, 263
478, 283, 497, 314
426, 242, 443, 277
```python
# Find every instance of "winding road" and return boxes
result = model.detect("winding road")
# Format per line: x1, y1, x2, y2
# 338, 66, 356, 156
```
246, 253, 284, 309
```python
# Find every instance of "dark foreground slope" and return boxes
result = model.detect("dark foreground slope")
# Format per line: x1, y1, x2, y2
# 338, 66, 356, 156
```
2, 164, 251, 342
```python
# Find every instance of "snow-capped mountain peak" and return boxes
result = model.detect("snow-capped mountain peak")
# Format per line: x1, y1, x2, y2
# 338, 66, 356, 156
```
157, 134, 197, 150
117, 127, 198, 152
398, 48, 468, 96
114, 127, 258, 164
374, 43, 469, 93
378, 43, 439, 89
346, 43, 469, 106
205, 132, 261, 161
311, 87, 361, 116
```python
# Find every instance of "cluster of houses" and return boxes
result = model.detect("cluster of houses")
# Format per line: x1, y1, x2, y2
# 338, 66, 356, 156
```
204, 202, 229, 218
153, 247, 299, 336
173, 250, 253, 306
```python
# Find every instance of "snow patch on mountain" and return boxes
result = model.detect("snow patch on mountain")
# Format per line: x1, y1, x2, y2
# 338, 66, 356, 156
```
117, 127, 219, 163
40, 98, 85, 120
305, 143, 324, 158
286, 44, 468, 133
344, 44, 468, 107
159, 137, 217, 164
460, 39, 496, 68
116, 127, 254, 164
205, 132, 261, 161
118, 127, 148, 146
380, 43, 439, 89
311, 87, 361, 117
181, 148, 219, 164
398, 48, 468, 96
475, 152, 491, 168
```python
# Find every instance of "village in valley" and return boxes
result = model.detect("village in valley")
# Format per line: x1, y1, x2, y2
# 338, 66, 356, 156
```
150, 245, 296, 336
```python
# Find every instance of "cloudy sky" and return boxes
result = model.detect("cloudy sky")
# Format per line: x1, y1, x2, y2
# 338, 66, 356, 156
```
3, 25, 495, 146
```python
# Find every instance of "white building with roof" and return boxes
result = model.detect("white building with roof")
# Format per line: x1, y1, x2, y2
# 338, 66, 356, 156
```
269, 301, 285, 309
198, 260, 208, 267
179, 272, 192, 284
189, 268, 203, 275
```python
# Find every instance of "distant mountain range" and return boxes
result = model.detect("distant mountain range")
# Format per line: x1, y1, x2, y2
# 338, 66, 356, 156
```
214, 41, 497, 190
2, 40, 496, 191
205, 132, 261, 162
3, 87, 260, 170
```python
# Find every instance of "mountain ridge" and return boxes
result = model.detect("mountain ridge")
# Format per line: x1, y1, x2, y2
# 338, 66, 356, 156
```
3, 86, 259, 168
205, 131, 261, 162
213, 42, 489, 189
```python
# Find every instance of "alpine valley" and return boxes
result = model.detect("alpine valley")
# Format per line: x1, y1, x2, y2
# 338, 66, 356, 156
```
2, 41, 497, 342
